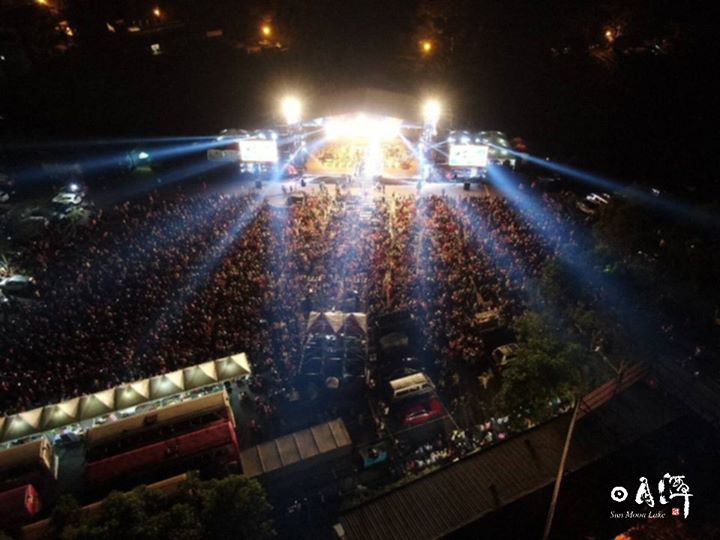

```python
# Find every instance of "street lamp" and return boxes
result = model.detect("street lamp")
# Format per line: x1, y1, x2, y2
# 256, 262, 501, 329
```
422, 99, 441, 128
281, 96, 302, 125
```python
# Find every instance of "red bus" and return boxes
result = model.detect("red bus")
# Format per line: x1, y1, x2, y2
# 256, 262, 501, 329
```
85, 419, 238, 487
83, 391, 239, 490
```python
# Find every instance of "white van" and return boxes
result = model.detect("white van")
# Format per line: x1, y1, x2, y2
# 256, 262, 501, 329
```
388, 372, 435, 401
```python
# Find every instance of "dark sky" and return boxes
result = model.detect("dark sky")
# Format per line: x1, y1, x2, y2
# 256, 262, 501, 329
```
2, 0, 718, 187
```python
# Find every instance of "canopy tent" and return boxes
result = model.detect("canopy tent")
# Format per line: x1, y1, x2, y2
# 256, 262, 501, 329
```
215, 353, 251, 380
307, 311, 368, 336
306, 312, 336, 335
183, 361, 219, 390
342, 313, 368, 336
1, 352, 252, 444
149, 370, 185, 400
40, 397, 80, 431
79, 389, 116, 420
116, 379, 151, 410
0, 407, 43, 443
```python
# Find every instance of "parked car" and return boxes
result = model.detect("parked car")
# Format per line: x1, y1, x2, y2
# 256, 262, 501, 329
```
52, 192, 83, 206
52, 182, 86, 207
397, 398, 444, 427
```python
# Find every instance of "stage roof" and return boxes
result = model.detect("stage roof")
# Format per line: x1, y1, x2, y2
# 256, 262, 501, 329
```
310, 88, 421, 122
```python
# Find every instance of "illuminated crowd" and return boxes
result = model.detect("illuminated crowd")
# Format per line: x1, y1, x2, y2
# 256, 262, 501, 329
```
0, 183, 573, 422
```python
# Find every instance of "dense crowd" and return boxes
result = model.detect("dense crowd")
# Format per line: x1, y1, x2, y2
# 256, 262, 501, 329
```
376, 189, 578, 371
1, 192, 272, 414
0, 182, 571, 420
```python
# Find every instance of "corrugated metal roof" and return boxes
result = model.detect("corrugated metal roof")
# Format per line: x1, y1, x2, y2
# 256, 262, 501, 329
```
341, 384, 682, 540
241, 418, 351, 478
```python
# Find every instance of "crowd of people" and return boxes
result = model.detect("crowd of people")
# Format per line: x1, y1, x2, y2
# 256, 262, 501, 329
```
1, 192, 272, 414
0, 179, 573, 432
0, 185, 392, 420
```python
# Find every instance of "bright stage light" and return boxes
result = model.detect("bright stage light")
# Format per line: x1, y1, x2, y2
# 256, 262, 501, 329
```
324, 114, 401, 141
281, 96, 302, 125
423, 99, 441, 127
262, 24, 272, 37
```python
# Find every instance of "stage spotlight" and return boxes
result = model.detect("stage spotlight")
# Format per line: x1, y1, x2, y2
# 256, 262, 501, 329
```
324, 114, 400, 141
261, 24, 272, 38
423, 99, 441, 127
281, 96, 302, 125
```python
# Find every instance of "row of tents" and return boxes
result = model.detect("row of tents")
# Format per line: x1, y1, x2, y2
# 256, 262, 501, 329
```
0, 353, 251, 444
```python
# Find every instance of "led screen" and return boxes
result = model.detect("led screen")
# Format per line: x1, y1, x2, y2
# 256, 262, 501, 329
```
448, 144, 489, 167
239, 140, 279, 163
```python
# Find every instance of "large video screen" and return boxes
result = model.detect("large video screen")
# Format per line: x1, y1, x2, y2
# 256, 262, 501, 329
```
449, 144, 489, 167
239, 140, 279, 163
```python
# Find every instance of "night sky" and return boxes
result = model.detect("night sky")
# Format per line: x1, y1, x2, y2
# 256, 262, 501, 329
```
2, 0, 717, 189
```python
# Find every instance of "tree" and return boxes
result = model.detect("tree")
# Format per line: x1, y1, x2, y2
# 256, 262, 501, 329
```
197, 476, 275, 540
495, 311, 584, 423
48, 475, 274, 540
50, 494, 83, 538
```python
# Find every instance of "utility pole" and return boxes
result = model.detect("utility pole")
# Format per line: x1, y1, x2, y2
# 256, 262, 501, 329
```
542, 398, 582, 540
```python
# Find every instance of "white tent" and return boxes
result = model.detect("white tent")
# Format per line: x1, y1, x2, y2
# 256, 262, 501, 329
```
115, 379, 151, 409
0, 352, 252, 443
342, 313, 368, 335
307, 311, 368, 336
183, 361, 219, 390
307, 312, 335, 335
79, 389, 116, 420
150, 369, 185, 400
1, 407, 43, 442
215, 353, 251, 380
40, 397, 80, 430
